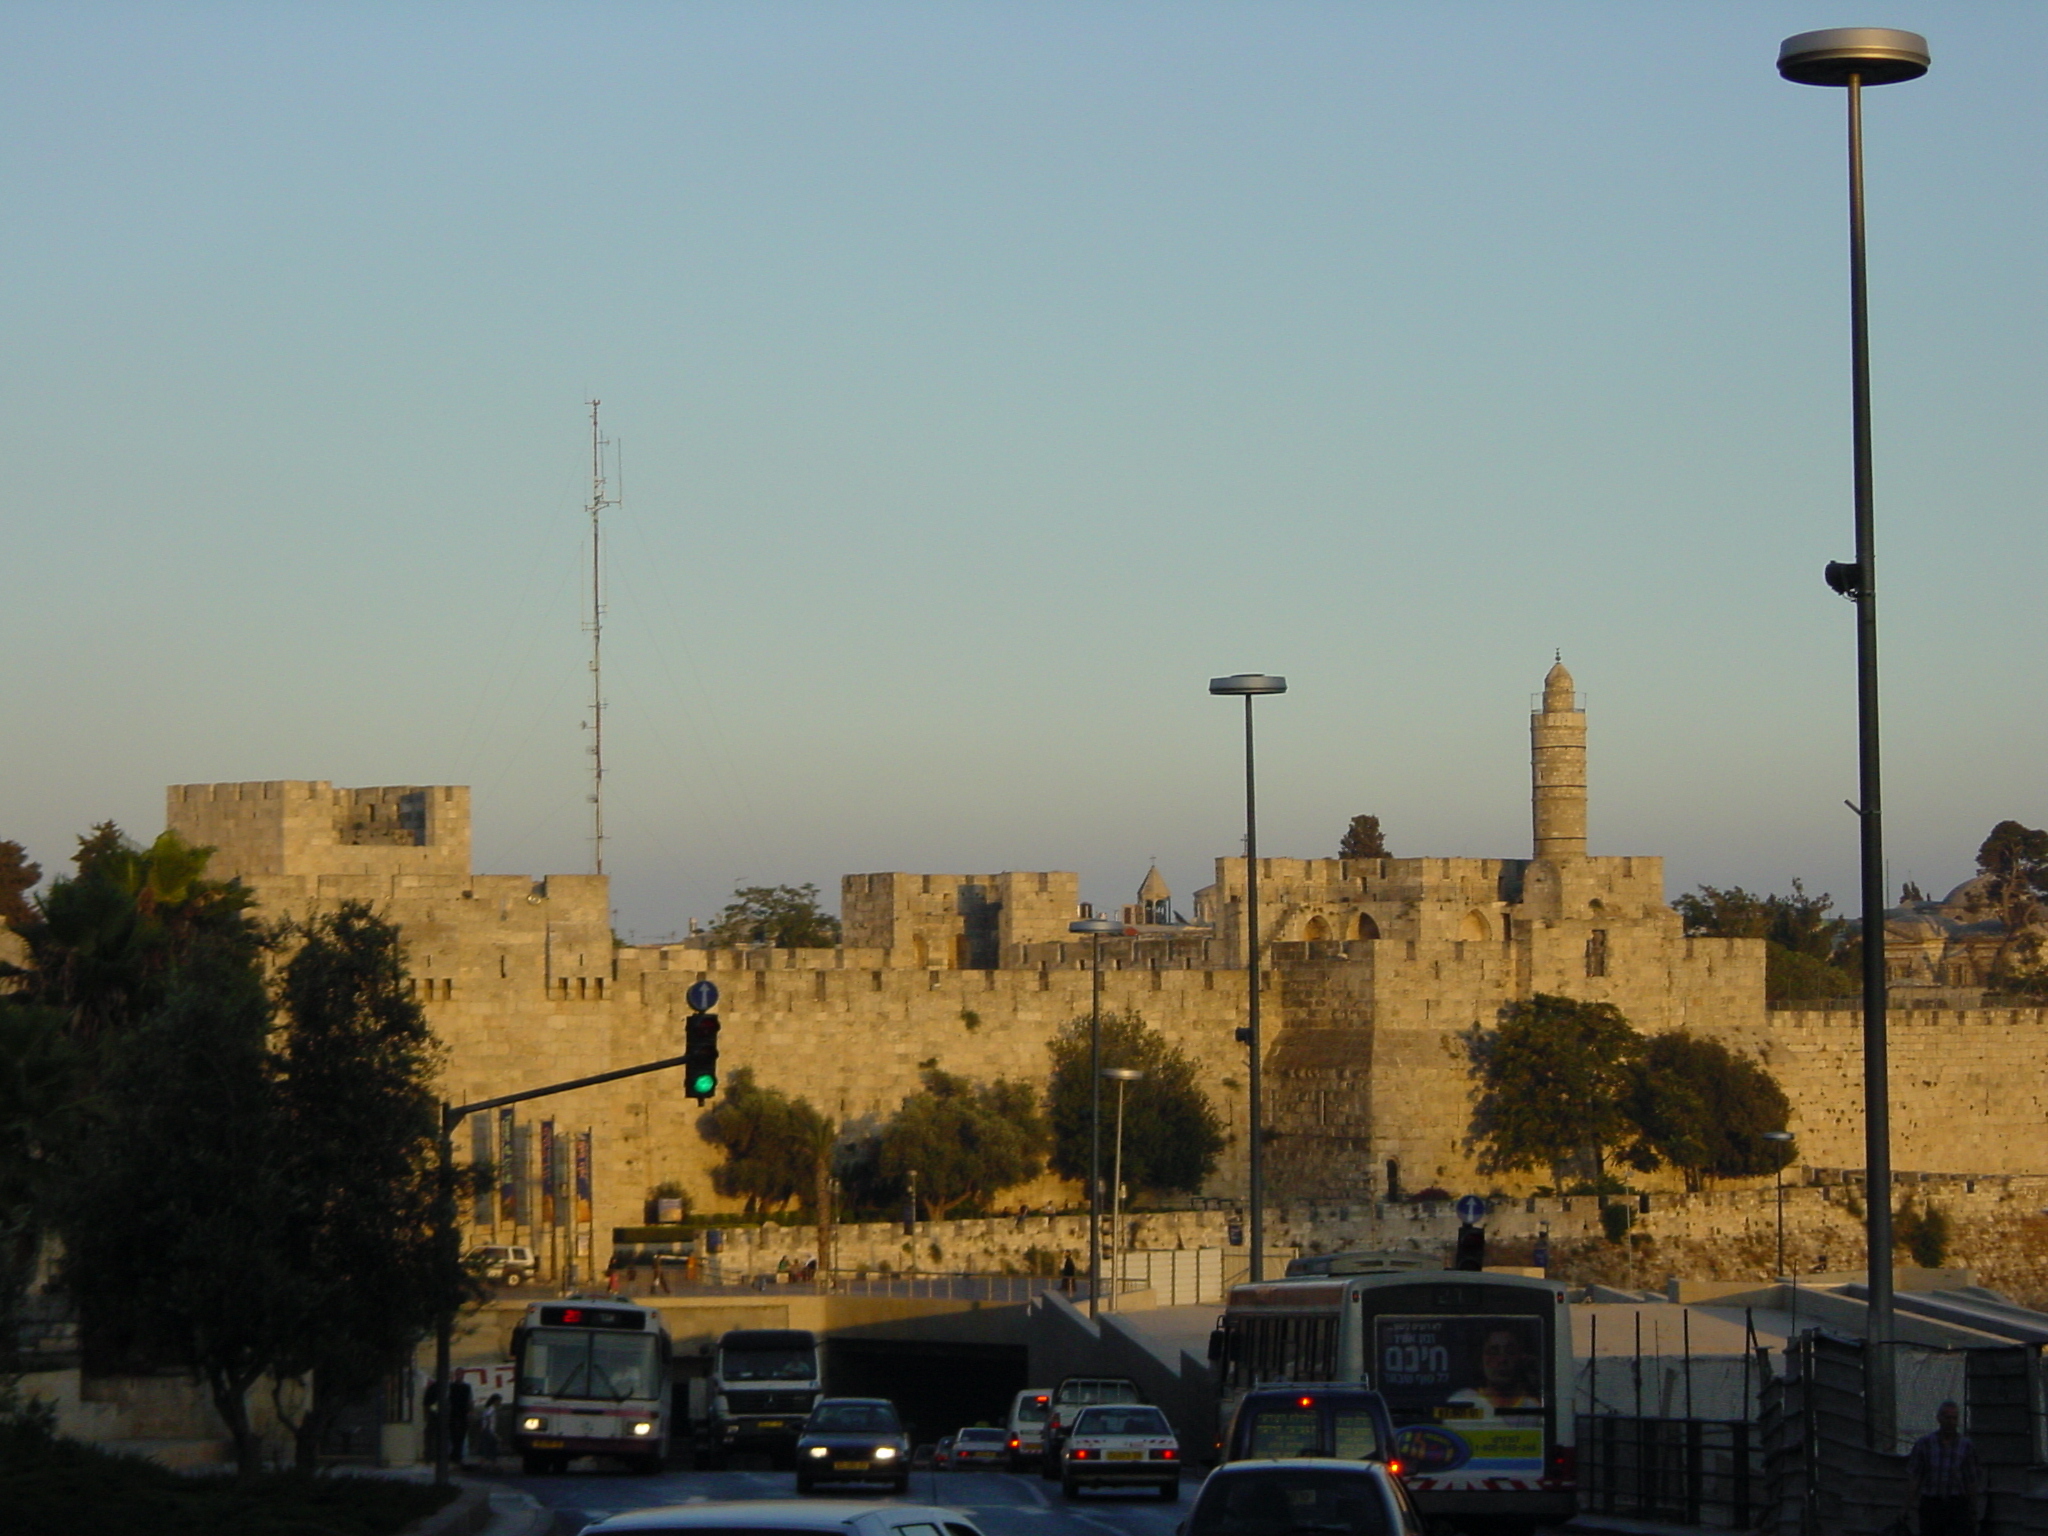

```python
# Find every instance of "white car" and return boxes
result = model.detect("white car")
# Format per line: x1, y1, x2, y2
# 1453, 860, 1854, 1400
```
949, 1426, 1007, 1469
1058, 1403, 1182, 1501
577, 1502, 987, 1536
1184, 1458, 1426, 1536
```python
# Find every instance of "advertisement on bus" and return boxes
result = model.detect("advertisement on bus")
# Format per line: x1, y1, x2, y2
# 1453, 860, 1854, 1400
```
1373, 1314, 1546, 1476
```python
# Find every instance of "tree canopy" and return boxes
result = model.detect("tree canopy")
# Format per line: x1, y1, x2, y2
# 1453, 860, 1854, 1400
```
0, 840, 38, 931
1977, 821, 2048, 932
698, 1068, 834, 1212
1338, 815, 1390, 861
1623, 1031, 1793, 1191
703, 884, 842, 949
1673, 881, 1856, 1001
1465, 994, 1643, 1183
875, 1067, 1044, 1220
1046, 1010, 1226, 1197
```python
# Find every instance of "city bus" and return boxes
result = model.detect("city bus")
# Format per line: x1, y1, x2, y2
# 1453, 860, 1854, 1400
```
511, 1297, 673, 1474
1211, 1256, 1575, 1533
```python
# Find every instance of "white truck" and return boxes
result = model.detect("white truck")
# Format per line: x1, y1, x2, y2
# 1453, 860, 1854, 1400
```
701, 1328, 823, 1468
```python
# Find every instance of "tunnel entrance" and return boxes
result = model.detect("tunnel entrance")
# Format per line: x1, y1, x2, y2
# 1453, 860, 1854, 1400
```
825, 1339, 1028, 1448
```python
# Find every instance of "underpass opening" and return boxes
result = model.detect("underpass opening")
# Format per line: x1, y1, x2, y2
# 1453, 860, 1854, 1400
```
826, 1340, 1028, 1449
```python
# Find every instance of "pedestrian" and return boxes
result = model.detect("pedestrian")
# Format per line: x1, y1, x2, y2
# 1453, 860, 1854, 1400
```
776, 1255, 793, 1285
1904, 1400, 1981, 1536
473, 1393, 502, 1463
1060, 1252, 1077, 1294
423, 1376, 475, 1466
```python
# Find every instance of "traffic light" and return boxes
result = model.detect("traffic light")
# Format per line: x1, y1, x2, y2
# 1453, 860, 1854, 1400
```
1453, 1222, 1486, 1272
683, 1013, 720, 1102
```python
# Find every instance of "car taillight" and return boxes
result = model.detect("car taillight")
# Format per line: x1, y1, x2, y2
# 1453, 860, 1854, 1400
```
1008, 1437, 1019, 1449
1151, 1448, 1178, 1460
1547, 1444, 1576, 1486
1386, 1459, 1404, 1478
1072, 1448, 1092, 1460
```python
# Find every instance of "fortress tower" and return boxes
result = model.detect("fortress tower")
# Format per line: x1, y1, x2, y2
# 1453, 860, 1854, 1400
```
1531, 656, 1587, 859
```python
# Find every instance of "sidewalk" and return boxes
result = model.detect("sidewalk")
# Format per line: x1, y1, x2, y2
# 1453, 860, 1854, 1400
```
374, 1464, 561, 1536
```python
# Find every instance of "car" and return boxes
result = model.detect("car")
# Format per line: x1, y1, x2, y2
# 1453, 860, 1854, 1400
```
1058, 1403, 1182, 1501
1005, 1389, 1051, 1472
948, 1427, 1006, 1469
794, 1398, 912, 1494
575, 1500, 989, 1536
1221, 1385, 1399, 1468
1183, 1458, 1425, 1536
1039, 1376, 1144, 1478
933, 1435, 955, 1470
470, 1244, 538, 1286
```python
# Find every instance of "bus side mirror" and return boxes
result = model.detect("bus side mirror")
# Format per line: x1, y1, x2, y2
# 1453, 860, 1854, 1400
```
1208, 1328, 1227, 1363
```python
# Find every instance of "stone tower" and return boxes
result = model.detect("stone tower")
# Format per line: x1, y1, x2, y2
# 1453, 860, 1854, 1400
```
1530, 657, 1586, 859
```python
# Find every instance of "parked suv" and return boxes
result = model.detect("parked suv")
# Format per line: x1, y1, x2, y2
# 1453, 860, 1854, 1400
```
1039, 1375, 1144, 1478
470, 1244, 538, 1286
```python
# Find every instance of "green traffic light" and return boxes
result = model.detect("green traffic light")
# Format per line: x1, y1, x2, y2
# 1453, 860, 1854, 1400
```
690, 1073, 717, 1096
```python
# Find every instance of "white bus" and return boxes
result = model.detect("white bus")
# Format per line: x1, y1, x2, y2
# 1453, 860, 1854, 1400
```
1212, 1258, 1575, 1534
511, 1298, 673, 1474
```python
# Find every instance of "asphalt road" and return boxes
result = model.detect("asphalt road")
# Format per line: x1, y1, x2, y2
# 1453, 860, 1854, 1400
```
493, 1462, 1195, 1536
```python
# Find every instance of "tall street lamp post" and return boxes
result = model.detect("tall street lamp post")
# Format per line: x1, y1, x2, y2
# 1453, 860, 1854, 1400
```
1071, 915, 1123, 1319
1209, 673, 1287, 1281
1102, 1067, 1144, 1311
1776, 25, 1928, 1445
1763, 1130, 1796, 1277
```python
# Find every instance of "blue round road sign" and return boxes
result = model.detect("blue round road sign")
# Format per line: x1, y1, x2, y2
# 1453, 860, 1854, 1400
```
686, 979, 719, 1013
1455, 1195, 1488, 1225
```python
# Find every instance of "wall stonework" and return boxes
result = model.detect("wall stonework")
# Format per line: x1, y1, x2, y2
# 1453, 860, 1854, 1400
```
158, 666, 2048, 1253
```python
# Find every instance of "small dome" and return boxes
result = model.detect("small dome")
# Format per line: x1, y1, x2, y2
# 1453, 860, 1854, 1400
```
1543, 658, 1576, 712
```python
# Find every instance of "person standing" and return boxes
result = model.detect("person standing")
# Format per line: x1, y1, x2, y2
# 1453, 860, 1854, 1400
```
473, 1392, 502, 1464
1059, 1253, 1077, 1294
1905, 1400, 1982, 1536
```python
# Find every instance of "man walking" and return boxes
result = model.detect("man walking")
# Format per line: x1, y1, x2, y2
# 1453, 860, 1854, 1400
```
1906, 1400, 1982, 1536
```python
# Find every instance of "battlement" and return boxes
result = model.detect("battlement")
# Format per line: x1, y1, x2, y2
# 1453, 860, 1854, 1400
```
840, 870, 1080, 967
166, 781, 471, 883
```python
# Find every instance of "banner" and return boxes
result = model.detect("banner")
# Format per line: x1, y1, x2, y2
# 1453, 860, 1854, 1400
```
470, 1114, 494, 1226
539, 1119, 557, 1229
498, 1108, 518, 1224
574, 1131, 593, 1226
1377, 1314, 1547, 1473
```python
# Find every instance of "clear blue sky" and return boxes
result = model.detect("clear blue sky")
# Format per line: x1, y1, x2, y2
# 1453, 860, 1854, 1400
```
5, 4, 2043, 940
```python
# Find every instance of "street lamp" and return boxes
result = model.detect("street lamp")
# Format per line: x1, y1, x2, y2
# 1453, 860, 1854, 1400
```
1763, 1130, 1795, 1277
1777, 25, 1928, 1444
1071, 915, 1124, 1319
1210, 673, 1287, 1281
1102, 1067, 1145, 1310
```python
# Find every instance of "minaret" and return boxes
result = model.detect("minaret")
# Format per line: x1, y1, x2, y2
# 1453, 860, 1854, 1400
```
1531, 656, 1586, 859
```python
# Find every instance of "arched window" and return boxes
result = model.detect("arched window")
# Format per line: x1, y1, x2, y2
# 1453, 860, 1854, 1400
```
1304, 916, 1331, 943
1356, 913, 1381, 941
1459, 910, 1491, 943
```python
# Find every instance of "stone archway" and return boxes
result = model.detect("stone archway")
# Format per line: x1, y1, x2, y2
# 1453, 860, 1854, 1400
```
1459, 909, 1492, 942
1304, 915, 1331, 943
1356, 913, 1381, 941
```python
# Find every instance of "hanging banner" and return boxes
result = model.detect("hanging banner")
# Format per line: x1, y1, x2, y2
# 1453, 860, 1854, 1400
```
574, 1131, 593, 1227
498, 1108, 518, 1225
471, 1115, 494, 1226
539, 1119, 557, 1229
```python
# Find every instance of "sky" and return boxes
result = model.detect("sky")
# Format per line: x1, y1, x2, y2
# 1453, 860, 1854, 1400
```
4, 3, 2044, 941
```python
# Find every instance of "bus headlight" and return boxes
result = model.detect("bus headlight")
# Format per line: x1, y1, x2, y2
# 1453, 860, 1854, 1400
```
631, 1421, 655, 1437
874, 1445, 898, 1461
521, 1417, 545, 1432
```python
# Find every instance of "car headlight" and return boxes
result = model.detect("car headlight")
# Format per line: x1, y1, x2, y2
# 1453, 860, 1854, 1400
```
874, 1445, 899, 1460
520, 1417, 544, 1432
808, 1445, 829, 1458
631, 1421, 654, 1437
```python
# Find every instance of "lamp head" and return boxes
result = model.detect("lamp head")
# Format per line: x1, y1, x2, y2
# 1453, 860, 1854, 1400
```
1777, 28, 1929, 87
1209, 674, 1288, 696
1070, 918, 1123, 936
1762, 1130, 1795, 1142
1101, 1067, 1145, 1082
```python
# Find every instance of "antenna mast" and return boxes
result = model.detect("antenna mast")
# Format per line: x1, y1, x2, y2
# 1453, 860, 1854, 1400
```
584, 401, 616, 876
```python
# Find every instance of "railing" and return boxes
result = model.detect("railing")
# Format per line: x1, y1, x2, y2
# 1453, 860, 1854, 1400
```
600, 1269, 1121, 1304
1579, 1414, 1761, 1530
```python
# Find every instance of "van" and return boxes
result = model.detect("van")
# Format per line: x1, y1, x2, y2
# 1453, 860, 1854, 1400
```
1005, 1388, 1052, 1472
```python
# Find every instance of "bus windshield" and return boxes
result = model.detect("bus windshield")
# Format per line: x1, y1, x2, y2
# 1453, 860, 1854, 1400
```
521, 1328, 661, 1402
720, 1345, 816, 1381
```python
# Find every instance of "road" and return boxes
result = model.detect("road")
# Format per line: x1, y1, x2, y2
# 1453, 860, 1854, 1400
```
493, 1462, 1195, 1536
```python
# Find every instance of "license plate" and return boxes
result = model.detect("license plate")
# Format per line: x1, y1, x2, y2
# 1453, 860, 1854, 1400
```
833, 1460, 869, 1471
1107, 1450, 1141, 1461
529, 1439, 566, 1449
756, 1421, 785, 1429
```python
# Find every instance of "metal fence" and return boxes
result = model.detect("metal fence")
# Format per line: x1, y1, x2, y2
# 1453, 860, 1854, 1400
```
1580, 1413, 1763, 1530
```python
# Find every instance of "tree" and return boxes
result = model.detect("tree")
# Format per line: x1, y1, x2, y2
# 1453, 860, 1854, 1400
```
698, 1068, 833, 1211
1046, 1011, 1226, 1197
1338, 816, 1389, 861
1623, 1032, 1793, 1191
266, 903, 445, 1470
0, 841, 39, 932
1976, 821, 2048, 933
0, 1004, 83, 1370
704, 884, 841, 949
1465, 994, 1642, 1184
1674, 881, 1855, 1001
875, 1068, 1044, 1220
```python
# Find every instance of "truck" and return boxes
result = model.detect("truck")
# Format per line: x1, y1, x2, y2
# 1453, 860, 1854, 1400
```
701, 1328, 823, 1468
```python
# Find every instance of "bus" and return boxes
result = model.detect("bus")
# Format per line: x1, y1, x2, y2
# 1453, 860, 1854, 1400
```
511, 1297, 673, 1474
1211, 1255, 1574, 1533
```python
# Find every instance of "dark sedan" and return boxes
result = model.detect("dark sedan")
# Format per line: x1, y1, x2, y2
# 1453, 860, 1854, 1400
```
794, 1399, 911, 1495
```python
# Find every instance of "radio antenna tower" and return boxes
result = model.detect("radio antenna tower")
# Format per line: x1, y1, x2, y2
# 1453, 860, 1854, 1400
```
584, 400, 616, 876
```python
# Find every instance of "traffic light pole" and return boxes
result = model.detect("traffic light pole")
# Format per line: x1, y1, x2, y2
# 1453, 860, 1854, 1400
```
431, 1050, 694, 1486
